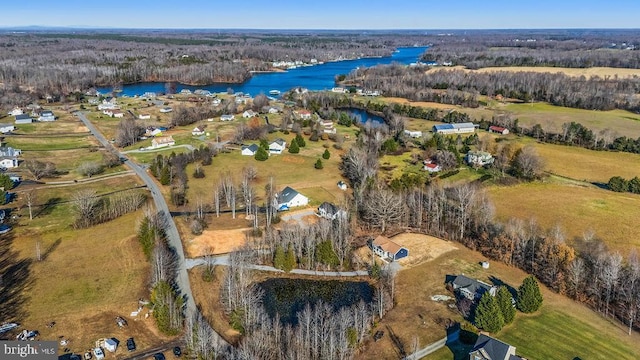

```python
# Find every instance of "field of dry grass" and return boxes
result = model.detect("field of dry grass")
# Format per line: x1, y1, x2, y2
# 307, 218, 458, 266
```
487, 181, 640, 253
469, 65, 640, 78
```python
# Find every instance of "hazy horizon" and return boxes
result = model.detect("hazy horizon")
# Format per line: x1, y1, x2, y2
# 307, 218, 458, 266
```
4, 0, 640, 30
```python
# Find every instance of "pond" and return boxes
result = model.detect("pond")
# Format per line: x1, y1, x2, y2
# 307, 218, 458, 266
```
342, 107, 386, 126
259, 278, 374, 326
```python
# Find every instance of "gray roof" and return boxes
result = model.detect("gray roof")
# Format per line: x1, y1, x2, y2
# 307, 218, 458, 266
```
0, 147, 19, 157
40, 110, 54, 116
471, 334, 513, 360
278, 186, 300, 204
242, 144, 259, 152
452, 275, 494, 296
318, 202, 339, 215
15, 114, 32, 120
272, 138, 286, 146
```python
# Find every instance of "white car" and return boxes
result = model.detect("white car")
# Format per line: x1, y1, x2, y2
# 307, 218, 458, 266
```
93, 348, 104, 360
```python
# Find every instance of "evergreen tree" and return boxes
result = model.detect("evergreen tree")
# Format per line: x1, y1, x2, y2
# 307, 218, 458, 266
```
517, 275, 544, 313
283, 243, 296, 272
288, 139, 300, 154
496, 286, 516, 324
259, 138, 269, 150
0, 174, 14, 190
314, 159, 323, 169
273, 244, 285, 270
474, 292, 504, 333
254, 146, 269, 161
295, 134, 306, 147
160, 165, 171, 185
315, 240, 339, 268
322, 149, 331, 159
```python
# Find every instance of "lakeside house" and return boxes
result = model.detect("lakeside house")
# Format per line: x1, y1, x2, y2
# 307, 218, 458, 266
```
151, 136, 175, 149
276, 186, 309, 211
369, 235, 409, 262
433, 123, 476, 135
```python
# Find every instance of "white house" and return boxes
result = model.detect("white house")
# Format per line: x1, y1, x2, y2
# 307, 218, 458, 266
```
138, 114, 151, 120
269, 138, 286, 154
0, 124, 15, 134
192, 126, 206, 136
268, 107, 280, 114
38, 110, 55, 122
0, 158, 18, 169
404, 129, 423, 138
331, 87, 346, 93
241, 144, 259, 156
424, 161, 441, 173
159, 107, 173, 113
243, 110, 258, 118
466, 151, 494, 167
220, 114, 235, 122
0, 146, 20, 169
212, 98, 221, 106
102, 97, 117, 105
151, 136, 175, 149
317, 202, 347, 220
97, 102, 118, 110
8, 107, 23, 116
320, 119, 336, 134
14, 114, 33, 124
296, 110, 312, 120
276, 186, 309, 210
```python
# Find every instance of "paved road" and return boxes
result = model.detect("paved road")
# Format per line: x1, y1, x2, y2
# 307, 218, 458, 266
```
122, 144, 195, 154
186, 254, 369, 277
75, 112, 221, 343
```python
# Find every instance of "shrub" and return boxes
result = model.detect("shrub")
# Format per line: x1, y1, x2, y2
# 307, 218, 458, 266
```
322, 149, 331, 159
193, 167, 205, 178
288, 140, 300, 154
314, 159, 323, 169
254, 146, 269, 161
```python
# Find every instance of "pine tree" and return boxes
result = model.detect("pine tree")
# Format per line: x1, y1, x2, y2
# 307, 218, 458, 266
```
283, 243, 296, 272
517, 276, 544, 313
288, 139, 300, 154
295, 134, 306, 147
273, 244, 285, 270
474, 292, 504, 333
254, 146, 269, 161
160, 165, 171, 185
496, 286, 516, 324
314, 159, 323, 169
322, 149, 331, 159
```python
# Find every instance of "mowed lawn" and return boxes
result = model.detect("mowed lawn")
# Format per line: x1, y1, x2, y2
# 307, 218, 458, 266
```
500, 102, 640, 138
487, 182, 640, 253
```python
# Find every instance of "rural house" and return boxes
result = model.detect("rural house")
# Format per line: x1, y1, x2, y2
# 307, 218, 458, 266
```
220, 114, 235, 121
469, 334, 525, 360
0, 146, 21, 169
404, 129, 423, 138
243, 110, 258, 118
269, 138, 286, 154
489, 125, 509, 135
276, 186, 309, 211
424, 160, 441, 173
151, 136, 175, 149
432, 122, 476, 135
138, 114, 151, 120
14, 114, 33, 124
466, 151, 494, 167
295, 110, 312, 120
317, 202, 347, 220
450, 274, 497, 301
8, 107, 23, 116
0, 124, 15, 134
38, 110, 55, 122
241, 144, 259, 156
192, 126, 206, 136
369, 235, 409, 261
160, 107, 173, 113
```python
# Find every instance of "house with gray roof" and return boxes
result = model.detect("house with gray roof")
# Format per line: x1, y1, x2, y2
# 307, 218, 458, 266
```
317, 202, 347, 220
0, 146, 21, 169
469, 334, 526, 360
241, 144, 259, 156
269, 138, 286, 154
14, 114, 33, 124
450, 274, 497, 301
433, 122, 476, 135
276, 186, 309, 211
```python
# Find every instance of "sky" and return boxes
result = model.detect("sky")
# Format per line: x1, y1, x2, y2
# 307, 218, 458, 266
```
2, 0, 640, 29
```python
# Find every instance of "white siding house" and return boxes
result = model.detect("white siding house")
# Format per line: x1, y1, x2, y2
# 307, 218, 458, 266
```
276, 186, 309, 210
269, 138, 286, 154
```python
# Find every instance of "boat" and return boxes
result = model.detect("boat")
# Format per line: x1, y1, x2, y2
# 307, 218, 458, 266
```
269, 90, 281, 96
0, 323, 19, 334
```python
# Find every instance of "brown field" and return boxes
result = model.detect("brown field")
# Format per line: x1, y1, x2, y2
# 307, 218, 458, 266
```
391, 233, 458, 268
431, 65, 640, 78
185, 227, 254, 257
488, 181, 640, 253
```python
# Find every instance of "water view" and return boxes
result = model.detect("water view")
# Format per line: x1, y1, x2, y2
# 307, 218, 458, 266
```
99, 46, 427, 97
259, 278, 374, 326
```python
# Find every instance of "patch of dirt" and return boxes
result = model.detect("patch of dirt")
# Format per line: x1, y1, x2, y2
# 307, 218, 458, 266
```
75, 125, 90, 133
281, 155, 305, 164
392, 233, 458, 269
186, 227, 253, 257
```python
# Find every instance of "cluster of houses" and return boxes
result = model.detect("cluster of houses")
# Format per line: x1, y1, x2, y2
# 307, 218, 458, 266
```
8, 106, 56, 124
241, 138, 287, 156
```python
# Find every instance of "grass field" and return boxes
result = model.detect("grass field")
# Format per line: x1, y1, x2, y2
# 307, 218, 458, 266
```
487, 181, 640, 253
4, 174, 168, 355
470, 65, 640, 78
353, 236, 640, 360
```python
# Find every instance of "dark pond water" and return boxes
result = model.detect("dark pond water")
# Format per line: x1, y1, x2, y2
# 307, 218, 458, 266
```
98, 46, 428, 96
343, 107, 385, 126
259, 278, 374, 326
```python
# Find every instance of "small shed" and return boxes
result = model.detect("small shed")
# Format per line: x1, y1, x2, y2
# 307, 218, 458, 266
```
104, 338, 117, 353
481, 261, 490, 269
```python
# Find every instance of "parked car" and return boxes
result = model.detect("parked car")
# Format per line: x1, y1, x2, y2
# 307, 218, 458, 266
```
173, 346, 182, 357
93, 348, 104, 360
153, 353, 165, 360
126, 338, 136, 352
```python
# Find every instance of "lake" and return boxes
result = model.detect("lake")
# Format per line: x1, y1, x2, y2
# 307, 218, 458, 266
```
259, 278, 374, 326
99, 46, 428, 97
